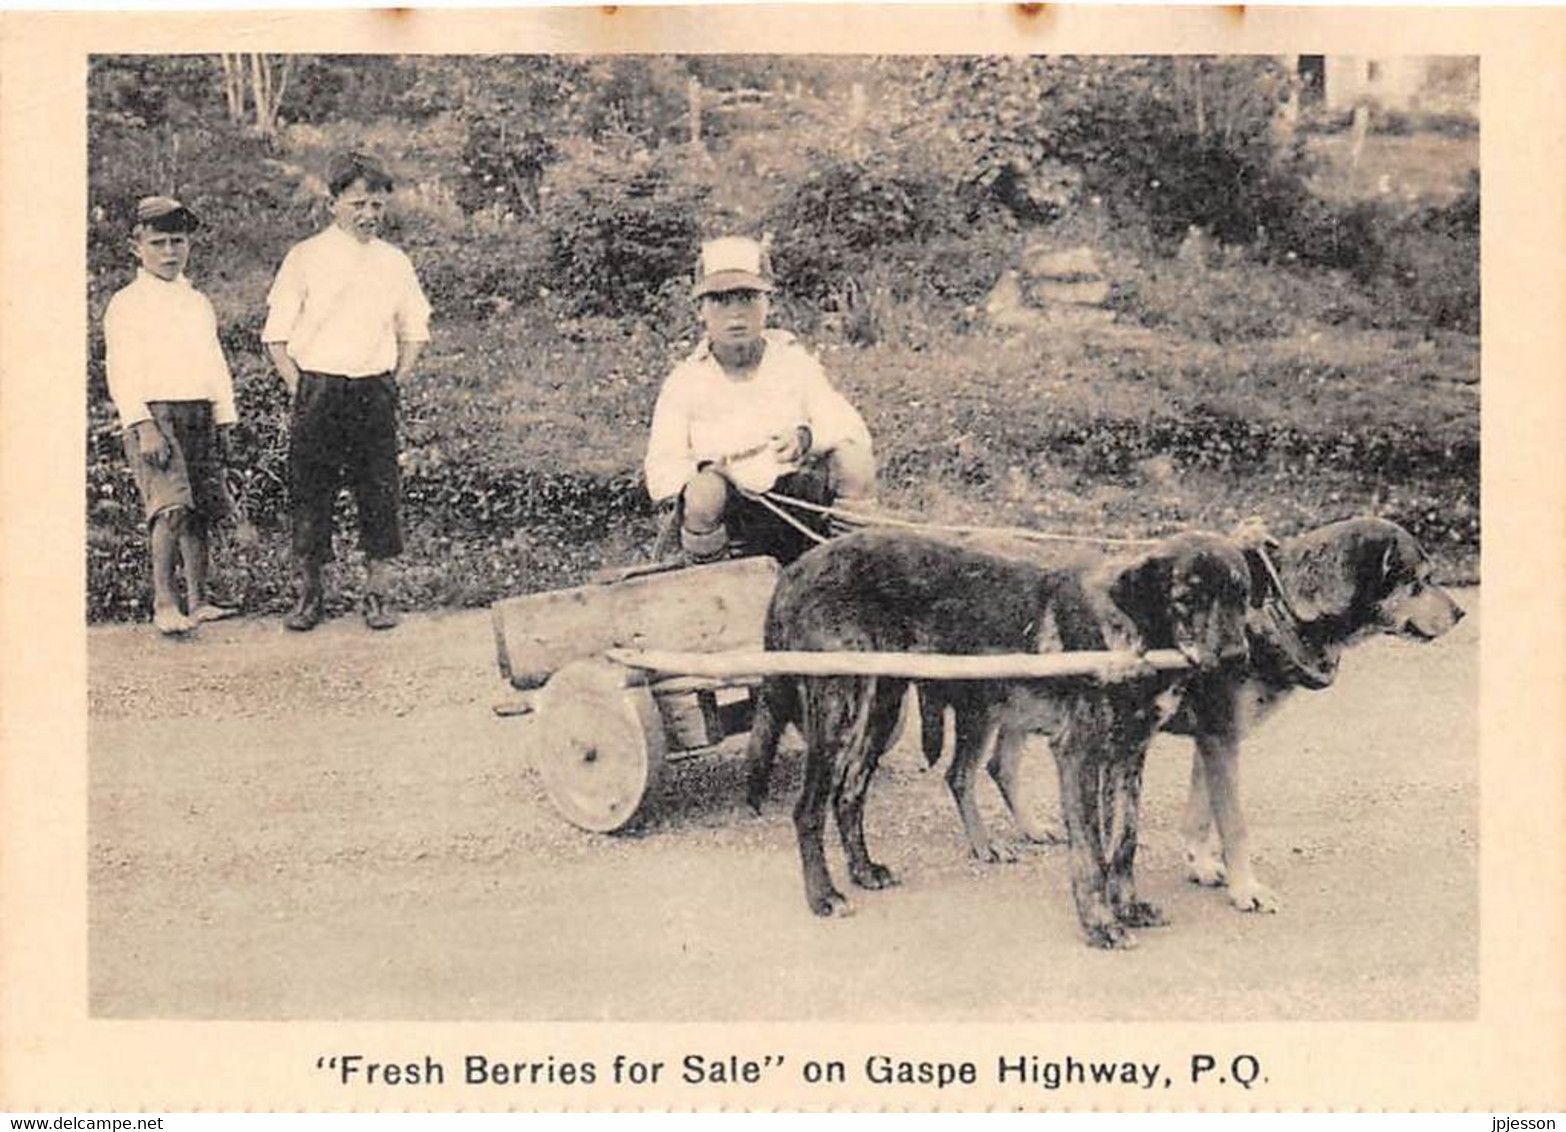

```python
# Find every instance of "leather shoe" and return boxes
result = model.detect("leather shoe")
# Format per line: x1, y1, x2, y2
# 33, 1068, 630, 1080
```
362, 592, 400, 631
284, 591, 323, 632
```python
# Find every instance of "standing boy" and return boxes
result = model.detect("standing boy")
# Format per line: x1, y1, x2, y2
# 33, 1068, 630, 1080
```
644, 235, 876, 565
263, 152, 431, 631
104, 195, 241, 636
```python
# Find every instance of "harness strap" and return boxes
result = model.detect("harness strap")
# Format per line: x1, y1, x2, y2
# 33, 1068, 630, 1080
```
1253, 543, 1307, 623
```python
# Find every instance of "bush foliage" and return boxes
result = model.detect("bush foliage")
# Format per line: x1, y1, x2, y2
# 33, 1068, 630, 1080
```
538, 140, 709, 318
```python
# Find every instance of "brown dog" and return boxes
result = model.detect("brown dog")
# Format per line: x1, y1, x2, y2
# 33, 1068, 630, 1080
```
743, 528, 1252, 949
1171, 516, 1464, 907
913, 516, 1465, 914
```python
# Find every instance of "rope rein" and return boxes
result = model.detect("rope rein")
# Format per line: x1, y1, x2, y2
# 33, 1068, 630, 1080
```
743, 487, 1304, 617
744, 489, 833, 546
751, 488, 1161, 549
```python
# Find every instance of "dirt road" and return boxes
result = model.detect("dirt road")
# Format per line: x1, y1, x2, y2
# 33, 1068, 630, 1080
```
89, 590, 1477, 1021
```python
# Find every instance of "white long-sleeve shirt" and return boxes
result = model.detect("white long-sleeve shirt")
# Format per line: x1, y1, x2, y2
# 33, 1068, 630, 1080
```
644, 330, 872, 503
103, 270, 238, 429
262, 225, 431, 377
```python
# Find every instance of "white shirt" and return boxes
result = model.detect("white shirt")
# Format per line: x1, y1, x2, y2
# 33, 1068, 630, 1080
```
103, 270, 238, 429
262, 225, 431, 377
643, 330, 872, 503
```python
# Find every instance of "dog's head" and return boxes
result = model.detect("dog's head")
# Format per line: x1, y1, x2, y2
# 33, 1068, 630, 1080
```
1109, 532, 1251, 672
1288, 517, 1465, 641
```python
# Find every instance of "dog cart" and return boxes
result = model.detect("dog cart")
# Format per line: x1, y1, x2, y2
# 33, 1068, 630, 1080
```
491, 554, 1196, 834
491, 557, 781, 832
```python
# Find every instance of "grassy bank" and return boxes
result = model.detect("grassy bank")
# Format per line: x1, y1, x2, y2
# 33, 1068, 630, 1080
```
87, 281, 1478, 623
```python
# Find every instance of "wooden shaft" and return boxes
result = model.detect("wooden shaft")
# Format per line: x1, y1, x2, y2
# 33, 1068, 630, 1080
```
651, 673, 765, 696
603, 647, 1193, 682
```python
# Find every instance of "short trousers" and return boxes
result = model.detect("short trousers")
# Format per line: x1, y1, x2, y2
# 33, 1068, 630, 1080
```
123, 400, 233, 526
288, 370, 403, 564
676, 463, 835, 567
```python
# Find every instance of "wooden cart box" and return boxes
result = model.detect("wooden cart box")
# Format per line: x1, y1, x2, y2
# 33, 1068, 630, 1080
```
491, 557, 781, 832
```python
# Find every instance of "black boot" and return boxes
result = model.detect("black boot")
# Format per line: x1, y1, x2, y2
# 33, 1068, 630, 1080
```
284, 568, 324, 631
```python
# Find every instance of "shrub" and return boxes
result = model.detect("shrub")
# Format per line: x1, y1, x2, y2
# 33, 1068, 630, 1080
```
765, 151, 985, 303
1111, 260, 1310, 342
1372, 176, 1479, 334
412, 220, 553, 322
457, 118, 556, 218
897, 56, 1307, 252
538, 139, 708, 318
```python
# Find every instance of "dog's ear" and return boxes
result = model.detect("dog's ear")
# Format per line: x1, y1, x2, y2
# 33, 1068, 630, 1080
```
1286, 534, 1360, 623
1292, 520, 1419, 623
1108, 549, 1175, 646
1377, 531, 1423, 593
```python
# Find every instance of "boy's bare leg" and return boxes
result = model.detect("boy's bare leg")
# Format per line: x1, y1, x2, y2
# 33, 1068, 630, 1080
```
151, 509, 194, 635
180, 520, 207, 609
183, 518, 238, 622
826, 442, 878, 535
362, 556, 399, 630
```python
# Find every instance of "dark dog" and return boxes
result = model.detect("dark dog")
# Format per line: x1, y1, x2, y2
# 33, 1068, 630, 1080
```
743, 528, 1252, 949
912, 516, 1465, 914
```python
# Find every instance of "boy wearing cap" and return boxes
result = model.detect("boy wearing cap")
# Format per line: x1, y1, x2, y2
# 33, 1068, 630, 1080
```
263, 152, 431, 631
644, 236, 876, 565
103, 196, 242, 636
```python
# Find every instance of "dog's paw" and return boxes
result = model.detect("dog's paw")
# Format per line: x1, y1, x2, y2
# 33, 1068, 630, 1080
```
1227, 879, 1281, 914
973, 840, 1021, 864
1115, 900, 1170, 928
1185, 853, 1227, 887
807, 888, 854, 918
851, 862, 898, 890
1084, 921, 1138, 950
1017, 820, 1067, 846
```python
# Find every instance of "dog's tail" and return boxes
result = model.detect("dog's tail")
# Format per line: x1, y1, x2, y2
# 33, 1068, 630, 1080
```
743, 675, 798, 814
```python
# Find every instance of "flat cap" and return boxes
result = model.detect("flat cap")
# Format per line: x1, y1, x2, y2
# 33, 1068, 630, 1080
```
134, 196, 200, 231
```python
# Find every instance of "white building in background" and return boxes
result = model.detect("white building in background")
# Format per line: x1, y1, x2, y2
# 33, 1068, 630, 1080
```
1291, 56, 1478, 117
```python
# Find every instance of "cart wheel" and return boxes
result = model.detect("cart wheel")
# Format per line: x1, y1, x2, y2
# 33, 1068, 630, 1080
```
531, 659, 667, 833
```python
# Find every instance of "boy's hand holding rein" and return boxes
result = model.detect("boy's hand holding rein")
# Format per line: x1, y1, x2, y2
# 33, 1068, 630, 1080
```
768, 425, 812, 465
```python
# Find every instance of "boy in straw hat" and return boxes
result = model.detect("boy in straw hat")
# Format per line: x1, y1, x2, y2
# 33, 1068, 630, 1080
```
103, 195, 243, 636
644, 235, 876, 564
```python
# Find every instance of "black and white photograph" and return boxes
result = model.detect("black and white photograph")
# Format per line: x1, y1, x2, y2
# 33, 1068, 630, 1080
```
2, 6, 1563, 1114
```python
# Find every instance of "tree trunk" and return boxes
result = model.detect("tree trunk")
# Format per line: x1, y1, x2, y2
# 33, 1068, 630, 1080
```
218, 54, 245, 124
687, 74, 706, 156
266, 56, 294, 136
1193, 60, 1207, 137
249, 54, 268, 134
227, 53, 292, 140
1350, 101, 1372, 169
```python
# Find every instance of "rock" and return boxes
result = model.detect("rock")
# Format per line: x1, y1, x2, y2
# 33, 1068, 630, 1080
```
984, 267, 1026, 318
984, 269, 1048, 330
1032, 279, 1112, 307
1046, 306, 1116, 329
1021, 243, 1102, 282
988, 244, 1115, 330
1177, 225, 1218, 270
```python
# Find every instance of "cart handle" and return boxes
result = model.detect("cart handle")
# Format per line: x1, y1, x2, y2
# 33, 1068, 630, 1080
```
602, 647, 1194, 682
